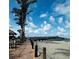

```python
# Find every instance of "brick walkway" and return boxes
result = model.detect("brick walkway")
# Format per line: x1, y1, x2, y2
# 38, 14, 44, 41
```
9, 41, 35, 59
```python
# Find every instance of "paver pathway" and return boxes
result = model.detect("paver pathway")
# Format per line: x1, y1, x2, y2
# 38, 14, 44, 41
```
9, 40, 35, 59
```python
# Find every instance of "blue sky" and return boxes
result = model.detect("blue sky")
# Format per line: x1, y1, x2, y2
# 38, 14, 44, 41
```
9, 0, 70, 38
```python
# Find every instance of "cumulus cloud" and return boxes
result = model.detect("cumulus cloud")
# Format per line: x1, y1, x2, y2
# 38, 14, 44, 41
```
56, 26, 69, 38
25, 21, 38, 35
25, 21, 52, 37
49, 16, 55, 24
26, 27, 34, 33
56, 26, 65, 37
29, 16, 33, 21
9, 24, 12, 29
34, 21, 52, 34
40, 13, 48, 18
65, 20, 70, 28
28, 22, 37, 28
55, 4, 69, 15
43, 24, 51, 31
41, 21, 52, 31
36, 21, 52, 36
54, 1, 70, 18
58, 17, 63, 24
34, 29, 39, 33
57, 26, 65, 33
44, 32, 48, 34
26, 20, 37, 34
25, 20, 69, 37
44, 21, 47, 25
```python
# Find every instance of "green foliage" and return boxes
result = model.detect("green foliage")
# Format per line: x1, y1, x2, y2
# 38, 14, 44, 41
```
12, 0, 36, 42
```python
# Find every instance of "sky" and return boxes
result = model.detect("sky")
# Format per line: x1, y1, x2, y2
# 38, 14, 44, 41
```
9, 0, 70, 38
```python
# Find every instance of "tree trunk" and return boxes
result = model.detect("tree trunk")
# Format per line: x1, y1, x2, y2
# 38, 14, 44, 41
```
20, 25, 25, 43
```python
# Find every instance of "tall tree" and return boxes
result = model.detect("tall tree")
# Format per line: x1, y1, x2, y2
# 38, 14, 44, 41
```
12, 0, 36, 43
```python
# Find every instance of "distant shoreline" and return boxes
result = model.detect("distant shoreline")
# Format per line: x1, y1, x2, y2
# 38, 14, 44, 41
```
26, 36, 70, 41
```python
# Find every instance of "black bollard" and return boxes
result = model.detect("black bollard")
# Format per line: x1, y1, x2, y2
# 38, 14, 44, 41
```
32, 41, 34, 49
30, 40, 34, 49
35, 44, 38, 57
43, 47, 46, 59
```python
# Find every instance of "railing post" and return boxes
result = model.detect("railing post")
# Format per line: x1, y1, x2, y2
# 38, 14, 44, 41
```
30, 40, 34, 49
32, 41, 34, 49
43, 47, 46, 59
35, 43, 38, 57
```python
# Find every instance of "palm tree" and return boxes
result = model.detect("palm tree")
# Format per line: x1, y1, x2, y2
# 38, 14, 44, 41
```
11, 0, 36, 43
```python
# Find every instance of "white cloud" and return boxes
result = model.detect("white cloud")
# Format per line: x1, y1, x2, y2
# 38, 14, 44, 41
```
65, 20, 70, 28
28, 28, 33, 33
44, 21, 47, 25
57, 31, 62, 36
57, 26, 65, 36
64, 32, 70, 38
34, 28, 47, 35
40, 13, 48, 18
34, 21, 52, 34
56, 26, 70, 38
26, 27, 33, 33
25, 20, 52, 37
34, 29, 39, 33
29, 16, 33, 21
50, 16, 55, 21
41, 21, 52, 31
33, 28, 41, 34
55, 1, 70, 17
41, 24, 43, 28
42, 24, 51, 31
55, 4, 69, 14
57, 26, 65, 33
28, 22, 37, 28
49, 16, 55, 24
44, 32, 48, 34
25, 21, 38, 35
9, 24, 12, 29
25, 21, 69, 37
58, 17, 63, 24
57, 30, 70, 38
